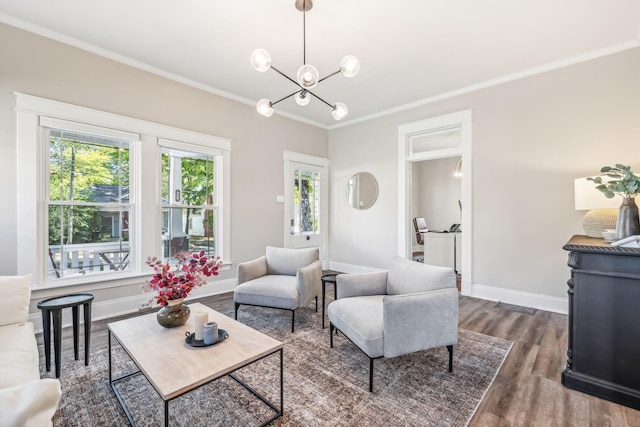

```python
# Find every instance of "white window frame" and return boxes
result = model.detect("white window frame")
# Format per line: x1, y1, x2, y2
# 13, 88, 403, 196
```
15, 93, 231, 289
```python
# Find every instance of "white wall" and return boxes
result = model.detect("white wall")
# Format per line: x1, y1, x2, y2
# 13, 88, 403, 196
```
413, 157, 462, 234
329, 47, 640, 310
0, 23, 328, 312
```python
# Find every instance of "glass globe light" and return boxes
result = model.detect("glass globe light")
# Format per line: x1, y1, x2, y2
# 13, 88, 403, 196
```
295, 90, 310, 106
256, 99, 274, 117
251, 49, 272, 72
331, 102, 348, 120
296, 64, 319, 89
340, 55, 360, 78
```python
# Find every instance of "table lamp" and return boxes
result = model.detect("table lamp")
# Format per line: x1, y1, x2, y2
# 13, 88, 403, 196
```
574, 177, 619, 237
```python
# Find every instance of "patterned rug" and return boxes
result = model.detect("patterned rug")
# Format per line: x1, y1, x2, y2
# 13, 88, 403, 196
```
41, 304, 512, 426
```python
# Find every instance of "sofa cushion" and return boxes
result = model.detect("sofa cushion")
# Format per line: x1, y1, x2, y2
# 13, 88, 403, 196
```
1, 275, 32, 327
328, 295, 384, 358
234, 275, 300, 309
387, 257, 455, 295
0, 323, 40, 389
265, 246, 319, 276
0, 378, 61, 427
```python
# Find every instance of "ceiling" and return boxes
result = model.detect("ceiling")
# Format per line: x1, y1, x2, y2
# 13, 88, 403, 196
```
0, 0, 638, 129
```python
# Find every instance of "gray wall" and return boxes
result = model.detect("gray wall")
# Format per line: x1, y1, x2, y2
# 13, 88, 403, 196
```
329, 47, 640, 301
0, 23, 327, 304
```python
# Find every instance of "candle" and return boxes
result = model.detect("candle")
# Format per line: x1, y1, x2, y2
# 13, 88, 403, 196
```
194, 311, 208, 340
203, 321, 218, 345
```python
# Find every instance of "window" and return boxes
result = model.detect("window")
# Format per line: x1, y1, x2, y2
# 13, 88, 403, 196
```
159, 141, 220, 259
16, 93, 231, 288
46, 125, 134, 279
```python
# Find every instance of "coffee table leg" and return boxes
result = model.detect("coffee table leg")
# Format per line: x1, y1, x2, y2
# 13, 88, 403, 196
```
165, 401, 169, 427
279, 347, 283, 415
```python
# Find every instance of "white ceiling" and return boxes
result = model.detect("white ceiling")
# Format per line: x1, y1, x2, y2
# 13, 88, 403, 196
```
1, 0, 638, 128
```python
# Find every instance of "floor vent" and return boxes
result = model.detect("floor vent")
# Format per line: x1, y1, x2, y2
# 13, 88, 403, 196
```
496, 302, 537, 315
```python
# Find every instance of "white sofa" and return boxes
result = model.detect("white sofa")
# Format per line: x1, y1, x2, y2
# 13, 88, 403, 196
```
0, 275, 61, 427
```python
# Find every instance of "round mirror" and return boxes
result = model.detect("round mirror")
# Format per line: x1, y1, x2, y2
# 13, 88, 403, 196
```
347, 172, 378, 210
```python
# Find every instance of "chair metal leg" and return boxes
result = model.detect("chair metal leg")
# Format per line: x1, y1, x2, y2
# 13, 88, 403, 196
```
329, 322, 334, 348
447, 345, 453, 372
291, 310, 295, 333
369, 358, 374, 392
234, 303, 240, 320
315, 295, 318, 312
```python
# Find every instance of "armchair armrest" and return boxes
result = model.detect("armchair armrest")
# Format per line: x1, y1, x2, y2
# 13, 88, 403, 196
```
296, 259, 322, 307
383, 287, 458, 358
336, 271, 388, 299
237, 256, 267, 285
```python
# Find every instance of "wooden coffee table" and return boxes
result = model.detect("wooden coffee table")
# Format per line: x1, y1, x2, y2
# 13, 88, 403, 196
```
108, 302, 283, 426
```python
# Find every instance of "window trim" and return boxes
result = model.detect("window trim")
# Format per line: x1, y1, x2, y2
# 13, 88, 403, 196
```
15, 93, 231, 289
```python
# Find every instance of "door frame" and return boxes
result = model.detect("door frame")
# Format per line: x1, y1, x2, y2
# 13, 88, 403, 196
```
397, 110, 472, 295
283, 151, 330, 265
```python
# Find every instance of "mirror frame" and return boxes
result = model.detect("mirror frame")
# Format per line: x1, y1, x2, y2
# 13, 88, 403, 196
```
347, 172, 379, 210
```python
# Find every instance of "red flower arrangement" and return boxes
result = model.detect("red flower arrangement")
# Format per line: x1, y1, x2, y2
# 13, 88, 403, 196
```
142, 251, 223, 306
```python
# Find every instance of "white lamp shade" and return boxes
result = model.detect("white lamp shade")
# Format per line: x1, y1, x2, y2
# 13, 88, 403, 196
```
331, 102, 348, 120
340, 55, 360, 77
296, 64, 319, 89
574, 177, 621, 210
250, 49, 272, 72
256, 99, 274, 117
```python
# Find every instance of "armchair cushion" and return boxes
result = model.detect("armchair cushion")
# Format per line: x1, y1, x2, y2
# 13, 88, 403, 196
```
234, 275, 299, 310
265, 246, 319, 276
328, 295, 385, 358
2, 275, 32, 327
387, 256, 455, 295
0, 323, 40, 389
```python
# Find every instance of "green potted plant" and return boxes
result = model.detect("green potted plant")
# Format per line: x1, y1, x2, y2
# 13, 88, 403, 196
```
588, 164, 640, 240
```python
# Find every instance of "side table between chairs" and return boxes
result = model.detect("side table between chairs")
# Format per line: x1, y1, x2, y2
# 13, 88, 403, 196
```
321, 271, 343, 329
37, 293, 94, 378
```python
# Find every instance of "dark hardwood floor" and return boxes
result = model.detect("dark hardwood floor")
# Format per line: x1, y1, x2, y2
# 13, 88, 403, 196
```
37, 292, 640, 426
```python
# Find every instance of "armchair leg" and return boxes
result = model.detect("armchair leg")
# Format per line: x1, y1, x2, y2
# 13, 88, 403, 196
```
447, 345, 453, 372
291, 310, 295, 333
369, 358, 374, 392
315, 295, 318, 312
329, 322, 334, 348
234, 303, 240, 320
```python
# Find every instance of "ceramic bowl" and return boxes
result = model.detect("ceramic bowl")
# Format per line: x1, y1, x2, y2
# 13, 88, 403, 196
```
602, 230, 616, 242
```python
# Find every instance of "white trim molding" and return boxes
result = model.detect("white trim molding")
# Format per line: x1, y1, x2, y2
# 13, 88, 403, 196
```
471, 283, 568, 314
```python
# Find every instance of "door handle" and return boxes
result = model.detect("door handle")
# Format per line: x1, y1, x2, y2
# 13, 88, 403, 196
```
306, 236, 310, 240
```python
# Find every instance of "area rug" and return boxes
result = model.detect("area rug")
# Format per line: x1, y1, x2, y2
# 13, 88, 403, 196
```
41, 305, 512, 426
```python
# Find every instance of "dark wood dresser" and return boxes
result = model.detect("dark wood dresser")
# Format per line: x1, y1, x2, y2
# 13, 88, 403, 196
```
563, 235, 640, 409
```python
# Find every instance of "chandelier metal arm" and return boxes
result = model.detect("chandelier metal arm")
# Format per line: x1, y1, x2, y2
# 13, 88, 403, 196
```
307, 90, 335, 109
318, 69, 341, 84
270, 65, 301, 88
272, 90, 302, 106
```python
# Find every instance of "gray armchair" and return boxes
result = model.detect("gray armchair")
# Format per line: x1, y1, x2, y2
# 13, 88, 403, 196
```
234, 246, 322, 332
328, 256, 458, 392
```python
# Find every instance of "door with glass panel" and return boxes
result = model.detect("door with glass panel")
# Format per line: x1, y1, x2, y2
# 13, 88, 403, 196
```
286, 162, 326, 253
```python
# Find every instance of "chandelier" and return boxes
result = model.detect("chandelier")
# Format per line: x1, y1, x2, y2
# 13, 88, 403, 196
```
250, 0, 360, 121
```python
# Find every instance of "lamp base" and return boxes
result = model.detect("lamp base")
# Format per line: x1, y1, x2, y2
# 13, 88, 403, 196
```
582, 209, 618, 238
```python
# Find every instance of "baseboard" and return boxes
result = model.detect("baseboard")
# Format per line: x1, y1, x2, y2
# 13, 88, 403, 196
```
29, 278, 236, 332
471, 283, 567, 314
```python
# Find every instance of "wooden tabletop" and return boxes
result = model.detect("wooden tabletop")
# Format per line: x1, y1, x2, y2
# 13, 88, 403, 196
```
108, 302, 283, 400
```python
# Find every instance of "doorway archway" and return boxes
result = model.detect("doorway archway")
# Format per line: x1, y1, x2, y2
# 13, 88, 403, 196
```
397, 110, 472, 295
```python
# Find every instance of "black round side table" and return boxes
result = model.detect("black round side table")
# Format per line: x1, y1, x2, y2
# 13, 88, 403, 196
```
37, 293, 94, 378
321, 273, 341, 329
